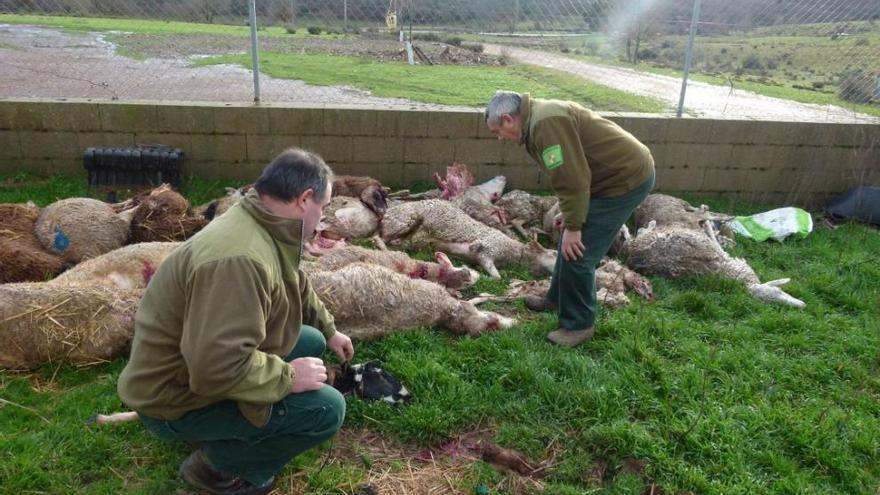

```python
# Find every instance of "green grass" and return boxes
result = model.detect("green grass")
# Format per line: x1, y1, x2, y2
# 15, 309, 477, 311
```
195, 51, 668, 111
2, 177, 880, 494
0, 13, 342, 39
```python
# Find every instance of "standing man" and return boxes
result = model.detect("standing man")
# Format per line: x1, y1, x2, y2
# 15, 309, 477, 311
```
118, 148, 354, 495
485, 91, 655, 347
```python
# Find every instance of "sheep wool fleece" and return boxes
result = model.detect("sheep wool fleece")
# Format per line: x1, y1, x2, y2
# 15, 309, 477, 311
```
118, 190, 344, 486
519, 94, 655, 330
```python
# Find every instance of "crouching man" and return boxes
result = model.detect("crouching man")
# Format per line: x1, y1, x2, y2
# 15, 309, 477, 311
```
118, 148, 354, 495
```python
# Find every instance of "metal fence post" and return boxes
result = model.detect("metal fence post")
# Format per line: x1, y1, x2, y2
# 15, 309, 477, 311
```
677, 0, 702, 117
248, 0, 261, 104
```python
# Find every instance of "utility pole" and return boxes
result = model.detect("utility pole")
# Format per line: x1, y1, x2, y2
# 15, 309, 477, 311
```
677, 0, 702, 117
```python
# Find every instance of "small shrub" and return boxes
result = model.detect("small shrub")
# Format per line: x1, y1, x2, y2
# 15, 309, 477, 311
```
307, 26, 322, 35
638, 48, 658, 60
741, 53, 763, 70
442, 35, 463, 47
414, 32, 441, 43
811, 81, 826, 89
720, 47, 727, 54
284, 24, 296, 34
855, 37, 869, 46
462, 42, 484, 53
838, 69, 875, 103
560, 45, 570, 53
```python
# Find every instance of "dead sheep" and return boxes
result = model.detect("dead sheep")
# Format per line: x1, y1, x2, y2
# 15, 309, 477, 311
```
0, 282, 141, 370
381, 199, 557, 279
193, 185, 251, 222
448, 176, 510, 232
302, 245, 479, 291
469, 257, 655, 308
126, 185, 206, 243
0, 202, 67, 283
308, 263, 515, 340
35, 197, 136, 263
634, 193, 733, 235
50, 242, 181, 290
332, 175, 390, 217
622, 221, 805, 308
497, 190, 558, 239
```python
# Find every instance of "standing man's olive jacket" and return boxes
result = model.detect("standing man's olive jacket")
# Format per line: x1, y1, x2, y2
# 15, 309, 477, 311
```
519, 93, 655, 230
118, 190, 336, 427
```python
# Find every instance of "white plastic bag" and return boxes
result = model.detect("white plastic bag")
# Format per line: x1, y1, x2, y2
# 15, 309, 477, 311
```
729, 207, 813, 242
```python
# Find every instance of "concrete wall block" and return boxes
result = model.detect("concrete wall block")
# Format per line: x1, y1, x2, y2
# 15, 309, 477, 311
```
269, 107, 324, 135
728, 144, 779, 169
346, 162, 405, 187
399, 111, 430, 137
428, 112, 478, 138
666, 118, 714, 143
300, 136, 353, 163
0, 131, 21, 159
688, 143, 734, 169
19, 131, 80, 159
503, 164, 544, 191
654, 165, 706, 191
707, 120, 752, 144
404, 138, 454, 165
76, 132, 136, 151
100, 103, 159, 133
352, 136, 404, 163
188, 161, 259, 181
0, 101, 102, 132
701, 168, 754, 192
324, 108, 377, 136
454, 138, 505, 164
246, 134, 283, 162
134, 133, 192, 153
189, 134, 248, 163
624, 118, 669, 144
156, 104, 215, 134
748, 121, 813, 146
403, 163, 434, 187
374, 111, 402, 137
214, 106, 269, 135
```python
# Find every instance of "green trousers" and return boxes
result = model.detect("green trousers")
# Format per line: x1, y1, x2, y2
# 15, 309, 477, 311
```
138, 325, 345, 487
546, 170, 655, 331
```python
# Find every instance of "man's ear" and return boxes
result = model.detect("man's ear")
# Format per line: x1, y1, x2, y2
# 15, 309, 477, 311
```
297, 188, 315, 208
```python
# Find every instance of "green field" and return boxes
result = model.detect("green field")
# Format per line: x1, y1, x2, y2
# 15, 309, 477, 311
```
1, 173, 879, 494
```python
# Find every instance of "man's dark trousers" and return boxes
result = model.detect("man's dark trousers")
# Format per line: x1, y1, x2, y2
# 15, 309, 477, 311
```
546, 171, 655, 331
138, 325, 345, 487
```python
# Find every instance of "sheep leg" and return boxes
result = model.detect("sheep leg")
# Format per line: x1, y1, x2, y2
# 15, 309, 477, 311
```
510, 219, 531, 240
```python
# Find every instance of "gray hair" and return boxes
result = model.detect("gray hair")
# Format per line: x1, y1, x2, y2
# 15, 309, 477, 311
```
484, 90, 522, 126
254, 148, 333, 202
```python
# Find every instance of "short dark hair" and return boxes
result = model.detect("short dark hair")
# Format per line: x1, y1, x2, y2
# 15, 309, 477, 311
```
254, 148, 333, 202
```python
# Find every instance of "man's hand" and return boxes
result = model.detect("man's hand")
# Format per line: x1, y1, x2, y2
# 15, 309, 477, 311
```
327, 331, 354, 363
290, 357, 327, 393
561, 228, 585, 261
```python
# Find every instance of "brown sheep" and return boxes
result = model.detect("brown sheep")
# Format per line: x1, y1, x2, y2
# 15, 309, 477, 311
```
332, 175, 389, 217
0, 203, 66, 283
126, 185, 206, 243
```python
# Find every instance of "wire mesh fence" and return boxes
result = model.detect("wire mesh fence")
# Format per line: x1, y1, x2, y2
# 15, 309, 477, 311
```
0, 0, 878, 121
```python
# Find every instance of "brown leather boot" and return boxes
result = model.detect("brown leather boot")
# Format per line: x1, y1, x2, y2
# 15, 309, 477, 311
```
547, 327, 595, 347
523, 295, 557, 312
179, 449, 274, 495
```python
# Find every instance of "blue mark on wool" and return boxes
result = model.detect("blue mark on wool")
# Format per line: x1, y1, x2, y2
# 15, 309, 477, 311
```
53, 225, 70, 252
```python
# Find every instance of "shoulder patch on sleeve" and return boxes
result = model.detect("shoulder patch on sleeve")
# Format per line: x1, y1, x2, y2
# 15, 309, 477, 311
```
541, 144, 564, 170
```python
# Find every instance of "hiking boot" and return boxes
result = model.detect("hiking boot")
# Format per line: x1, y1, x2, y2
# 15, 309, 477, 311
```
179, 449, 274, 495
547, 327, 595, 347
523, 295, 556, 312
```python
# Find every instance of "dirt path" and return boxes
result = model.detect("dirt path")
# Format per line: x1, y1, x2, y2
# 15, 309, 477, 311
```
0, 24, 470, 110
484, 43, 879, 123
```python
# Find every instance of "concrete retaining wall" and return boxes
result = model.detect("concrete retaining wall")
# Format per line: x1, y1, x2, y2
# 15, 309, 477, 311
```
1, 98, 877, 206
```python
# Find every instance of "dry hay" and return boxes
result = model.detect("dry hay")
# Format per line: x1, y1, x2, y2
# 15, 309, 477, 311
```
0, 203, 66, 283
279, 428, 547, 495
34, 197, 134, 263
127, 184, 206, 243
0, 283, 141, 370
